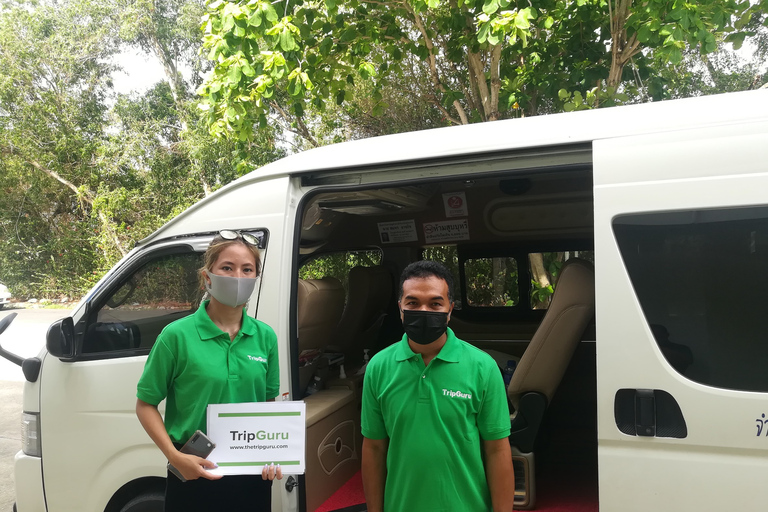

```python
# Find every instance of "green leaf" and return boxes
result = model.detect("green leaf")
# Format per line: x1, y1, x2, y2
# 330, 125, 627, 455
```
336, 89, 346, 105
544, 16, 554, 30
514, 12, 531, 30
427, 0, 440, 7
247, 11, 263, 27
564, 102, 576, 112
483, 0, 500, 15
264, 3, 278, 23
477, 23, 490, 43
669, 47, 683, 64
637, 24, 652, 43
558, 88, 570, 100
280, 29, 296, 51
319, 37, 333, 56
222, 15, 235, 32
359, 61, 377, 79
727, 31, 747, 50
228, 65, 242, 84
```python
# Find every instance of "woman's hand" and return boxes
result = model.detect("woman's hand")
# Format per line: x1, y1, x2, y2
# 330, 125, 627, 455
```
169, 451, 222, 481
261, 462, 283, 481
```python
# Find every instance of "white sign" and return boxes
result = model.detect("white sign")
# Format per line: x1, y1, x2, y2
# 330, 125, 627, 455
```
442, 192, 468, 218
206, 401, 306, 476
378, 220, 418, 243
423, 219, 470, 244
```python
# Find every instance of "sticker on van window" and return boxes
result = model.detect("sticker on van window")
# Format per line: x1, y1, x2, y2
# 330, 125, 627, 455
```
443, 192, 468, 218
378, 220, 418, 243
423, 219, 470, 244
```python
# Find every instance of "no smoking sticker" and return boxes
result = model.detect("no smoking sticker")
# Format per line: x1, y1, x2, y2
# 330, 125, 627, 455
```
443, 192, 468, 218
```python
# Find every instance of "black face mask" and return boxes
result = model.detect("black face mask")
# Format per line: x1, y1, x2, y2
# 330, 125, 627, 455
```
402, 310, 449, 345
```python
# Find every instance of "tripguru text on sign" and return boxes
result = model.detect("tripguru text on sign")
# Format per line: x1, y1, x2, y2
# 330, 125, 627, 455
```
230, 430, 290, 442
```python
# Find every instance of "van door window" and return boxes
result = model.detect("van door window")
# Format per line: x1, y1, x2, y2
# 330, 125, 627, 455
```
82, 252, 204, 355
614, 206, 768, 391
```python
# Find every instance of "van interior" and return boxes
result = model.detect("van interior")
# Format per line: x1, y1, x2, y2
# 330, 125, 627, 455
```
294, 163, 598, 512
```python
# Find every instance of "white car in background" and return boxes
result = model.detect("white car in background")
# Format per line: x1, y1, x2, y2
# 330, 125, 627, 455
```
0, 283, 11, 309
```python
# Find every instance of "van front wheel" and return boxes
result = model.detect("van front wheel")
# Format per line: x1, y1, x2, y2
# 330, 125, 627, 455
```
119, 491, 164, 512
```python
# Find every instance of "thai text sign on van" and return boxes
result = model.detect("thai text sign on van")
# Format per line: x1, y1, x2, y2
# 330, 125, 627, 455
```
206, 401, 306, 475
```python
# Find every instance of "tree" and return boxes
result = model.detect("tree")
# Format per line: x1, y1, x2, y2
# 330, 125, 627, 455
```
199, 0, 753, 142
0, 0, 284, 299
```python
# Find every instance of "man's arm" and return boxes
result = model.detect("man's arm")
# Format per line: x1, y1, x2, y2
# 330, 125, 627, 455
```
362, 436, 389, 512
483, 438, 515, 512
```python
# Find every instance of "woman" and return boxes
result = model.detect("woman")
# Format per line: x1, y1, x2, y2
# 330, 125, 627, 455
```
136, 230, 281, 511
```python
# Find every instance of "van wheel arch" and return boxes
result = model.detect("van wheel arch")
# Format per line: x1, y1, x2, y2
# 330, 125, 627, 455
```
104, 477, 165, 512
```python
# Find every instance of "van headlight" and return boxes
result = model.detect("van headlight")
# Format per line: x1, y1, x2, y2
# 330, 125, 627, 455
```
21, 412, 41, 457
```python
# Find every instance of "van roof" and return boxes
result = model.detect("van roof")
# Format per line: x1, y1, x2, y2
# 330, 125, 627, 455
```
250, 89, 768, 178
145, 90, 768, 244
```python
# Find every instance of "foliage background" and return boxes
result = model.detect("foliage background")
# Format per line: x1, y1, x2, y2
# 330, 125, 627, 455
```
0, 0, 765, 300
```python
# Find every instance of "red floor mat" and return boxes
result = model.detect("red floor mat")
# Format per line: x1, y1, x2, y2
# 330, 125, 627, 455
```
313, 465, 598, 512
314, 471, 366, 512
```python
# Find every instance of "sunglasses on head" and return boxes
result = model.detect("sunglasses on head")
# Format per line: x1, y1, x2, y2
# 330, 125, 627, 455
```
217, 230, 261, 247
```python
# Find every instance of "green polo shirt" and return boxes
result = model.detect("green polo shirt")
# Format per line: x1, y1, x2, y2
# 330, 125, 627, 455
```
361, 328, 511, 512
137, 301, 279, 443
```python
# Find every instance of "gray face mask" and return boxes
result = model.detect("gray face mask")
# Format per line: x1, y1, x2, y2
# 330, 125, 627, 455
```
205, 272, 257, 308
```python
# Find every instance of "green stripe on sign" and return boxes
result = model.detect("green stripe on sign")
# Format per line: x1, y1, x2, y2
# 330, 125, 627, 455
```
217, 412, 302, 417
217, 461, 301, 466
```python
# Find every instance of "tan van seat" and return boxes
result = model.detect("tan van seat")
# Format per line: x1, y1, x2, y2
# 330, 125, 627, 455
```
297, 278, 362, 512
507, 258, 595, 509
297, 277, 346, 351
334, 265, 393, 362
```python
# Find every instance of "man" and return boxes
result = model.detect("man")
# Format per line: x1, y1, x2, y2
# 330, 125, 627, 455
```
361, 260, 514, 512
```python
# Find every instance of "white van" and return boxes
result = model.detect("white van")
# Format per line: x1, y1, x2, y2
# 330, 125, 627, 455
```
2, 90, 768, 512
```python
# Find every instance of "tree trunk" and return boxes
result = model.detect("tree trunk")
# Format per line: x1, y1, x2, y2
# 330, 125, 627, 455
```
607, 0, 641, 90
2, 147, 129, 258
529, 252, 550, 309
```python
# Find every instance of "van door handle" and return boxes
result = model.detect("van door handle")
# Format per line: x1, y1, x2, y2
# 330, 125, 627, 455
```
614, 388, 687, 438
635, 389, 656, 437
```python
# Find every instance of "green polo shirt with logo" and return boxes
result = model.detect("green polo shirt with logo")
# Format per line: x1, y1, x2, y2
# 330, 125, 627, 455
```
361, 328, 511, 512
137, 300, 280, 443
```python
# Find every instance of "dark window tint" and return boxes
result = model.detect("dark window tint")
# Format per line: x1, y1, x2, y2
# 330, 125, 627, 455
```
614, 207, 768, 392
82, 252, 204, 354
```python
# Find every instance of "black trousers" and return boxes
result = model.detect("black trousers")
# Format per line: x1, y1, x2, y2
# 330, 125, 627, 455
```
164, 469, 272, 512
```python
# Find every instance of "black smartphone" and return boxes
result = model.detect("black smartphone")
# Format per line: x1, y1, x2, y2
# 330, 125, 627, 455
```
167, 430, 217, 482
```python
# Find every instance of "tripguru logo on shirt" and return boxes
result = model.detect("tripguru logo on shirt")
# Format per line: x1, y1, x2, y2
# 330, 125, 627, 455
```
443, 388, 472, 400
247, 355, 268, 363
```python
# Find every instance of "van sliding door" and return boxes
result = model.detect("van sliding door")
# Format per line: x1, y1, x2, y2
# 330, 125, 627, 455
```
593, 120, 768, 511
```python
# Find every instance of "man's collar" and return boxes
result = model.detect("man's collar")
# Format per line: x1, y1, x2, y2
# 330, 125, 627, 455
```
395, 327, 461, 363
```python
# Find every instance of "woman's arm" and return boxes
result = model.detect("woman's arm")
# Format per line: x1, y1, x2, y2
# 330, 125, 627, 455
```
135, 398, 221, 481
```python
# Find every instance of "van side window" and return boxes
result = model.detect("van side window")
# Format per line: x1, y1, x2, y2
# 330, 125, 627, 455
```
299, 250, 382, 288
82, 252, 204, 355
614, 207, 768, 392
422, 245, 461, 308
465, 257, 519, 307
529, 251, 594, 309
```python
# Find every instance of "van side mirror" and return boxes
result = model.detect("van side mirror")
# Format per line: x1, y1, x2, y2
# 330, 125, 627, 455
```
47, 317, 75, 360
